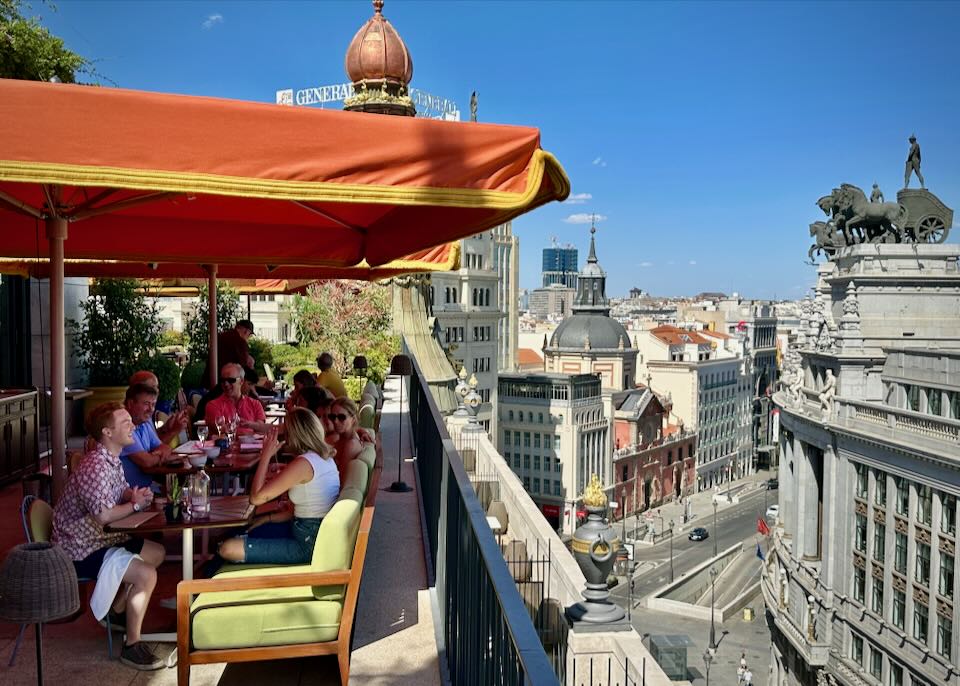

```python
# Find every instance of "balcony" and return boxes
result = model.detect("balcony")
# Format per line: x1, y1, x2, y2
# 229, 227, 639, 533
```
614, 429, 696, 459
837, 397, 960, 445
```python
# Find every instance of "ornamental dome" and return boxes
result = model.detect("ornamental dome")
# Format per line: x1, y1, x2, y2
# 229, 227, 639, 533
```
344, 0, 413, 88
549, 313, 631, 351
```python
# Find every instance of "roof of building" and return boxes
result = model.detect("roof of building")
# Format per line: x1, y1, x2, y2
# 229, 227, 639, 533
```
518, 348, 543, 366
649, 325, 709, 346
699, 330, 733, 340
549, 314, 631, 350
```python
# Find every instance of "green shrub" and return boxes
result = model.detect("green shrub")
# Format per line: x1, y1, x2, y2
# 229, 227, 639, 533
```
70, 279, 164, 386
159, 329, 185, 348
248, 338, 274, 376
271, 343, 317, 373
136, 353, 180, 403
344, 376, 364, 401
284, 366, 320, 387
180, 360, 206, 391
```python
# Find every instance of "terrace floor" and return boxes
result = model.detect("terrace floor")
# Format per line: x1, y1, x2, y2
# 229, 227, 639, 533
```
0, 379, 441, 686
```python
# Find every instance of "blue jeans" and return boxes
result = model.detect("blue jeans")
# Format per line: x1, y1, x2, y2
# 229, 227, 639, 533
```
241, 516, 321, 565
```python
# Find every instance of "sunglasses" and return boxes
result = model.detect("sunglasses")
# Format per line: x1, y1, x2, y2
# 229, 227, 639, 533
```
220, 377, 239, 384
329, 413, 351, 422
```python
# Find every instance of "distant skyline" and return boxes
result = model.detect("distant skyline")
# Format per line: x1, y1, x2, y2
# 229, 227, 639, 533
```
37, 0, 960, 299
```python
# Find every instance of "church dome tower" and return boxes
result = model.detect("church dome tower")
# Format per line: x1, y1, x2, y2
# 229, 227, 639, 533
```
343, 0, 415, 116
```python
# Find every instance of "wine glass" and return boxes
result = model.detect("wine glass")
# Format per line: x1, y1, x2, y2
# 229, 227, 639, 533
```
215, 415, 226, 438
196, 423, 209, 445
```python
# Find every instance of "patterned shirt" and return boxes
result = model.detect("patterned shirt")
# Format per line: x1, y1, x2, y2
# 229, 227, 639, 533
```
52, 443, 130, 561
204, 394, 265, 427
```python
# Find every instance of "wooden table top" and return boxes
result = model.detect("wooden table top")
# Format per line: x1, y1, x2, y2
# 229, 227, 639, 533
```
143, 447, 264, 476
106, 495, 255, 534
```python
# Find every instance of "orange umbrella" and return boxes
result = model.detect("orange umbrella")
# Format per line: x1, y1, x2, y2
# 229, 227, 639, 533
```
0, 78, 569, 496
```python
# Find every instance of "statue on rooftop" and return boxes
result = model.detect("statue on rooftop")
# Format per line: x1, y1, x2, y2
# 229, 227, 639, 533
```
470, 91, 478, 122
818, 369, 836, 419
904, 134, 924, 189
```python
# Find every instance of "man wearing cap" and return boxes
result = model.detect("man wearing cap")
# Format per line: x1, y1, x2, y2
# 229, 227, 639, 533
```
904, 134, 924, 189
204, 319, 256, 388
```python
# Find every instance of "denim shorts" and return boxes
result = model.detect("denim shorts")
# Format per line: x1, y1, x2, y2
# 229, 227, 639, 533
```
241, 516, 321, 565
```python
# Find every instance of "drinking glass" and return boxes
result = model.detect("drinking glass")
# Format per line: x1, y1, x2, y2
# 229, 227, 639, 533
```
197, 423, 209, 445
215, 415, 226, 438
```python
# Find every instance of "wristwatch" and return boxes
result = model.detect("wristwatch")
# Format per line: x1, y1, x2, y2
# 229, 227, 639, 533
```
132, 502, 141, 513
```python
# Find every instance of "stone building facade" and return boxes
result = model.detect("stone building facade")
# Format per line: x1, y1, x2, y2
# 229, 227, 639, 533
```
763, 244, 960, 686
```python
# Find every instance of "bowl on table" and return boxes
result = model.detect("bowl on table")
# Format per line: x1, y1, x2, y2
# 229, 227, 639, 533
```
204, 446, 221, 460
188, 455, 208, 468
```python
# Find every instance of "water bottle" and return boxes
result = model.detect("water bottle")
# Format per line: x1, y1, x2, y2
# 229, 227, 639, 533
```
189, 469, 211, 518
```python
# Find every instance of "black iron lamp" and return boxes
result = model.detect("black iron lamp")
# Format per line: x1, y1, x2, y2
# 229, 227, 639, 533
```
0, 543, 80, 685
353, 355, 369, 398
388, 354, 413, 493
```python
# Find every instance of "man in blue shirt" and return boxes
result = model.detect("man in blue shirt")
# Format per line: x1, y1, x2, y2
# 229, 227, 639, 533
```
120, 383, 180, 488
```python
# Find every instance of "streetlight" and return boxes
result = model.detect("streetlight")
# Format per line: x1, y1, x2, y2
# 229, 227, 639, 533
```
622, 487, 628, 543
726, 463, 732, 502
712, 500, 718, 558
669, 519, 675, 582
702, 649, 714, 686
708, 566, 718, 652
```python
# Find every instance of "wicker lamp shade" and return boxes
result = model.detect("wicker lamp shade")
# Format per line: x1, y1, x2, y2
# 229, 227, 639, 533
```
353, 355, 369, 371
0, 543, 79, 623
389, 354, 412, 377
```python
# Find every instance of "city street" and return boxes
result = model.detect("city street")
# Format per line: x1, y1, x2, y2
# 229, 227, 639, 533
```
610, 484, 776, 686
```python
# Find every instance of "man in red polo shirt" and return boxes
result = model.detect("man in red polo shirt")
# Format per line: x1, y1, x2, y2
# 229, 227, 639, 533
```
204, 362, 266, 427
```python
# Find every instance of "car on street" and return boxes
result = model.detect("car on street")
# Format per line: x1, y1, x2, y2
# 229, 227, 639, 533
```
766, 478, 779, 490
766, 504, 780, 519
688, 527, 709, 541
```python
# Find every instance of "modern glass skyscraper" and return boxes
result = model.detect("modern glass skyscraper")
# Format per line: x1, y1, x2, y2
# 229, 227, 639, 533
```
542, 246, 578, 289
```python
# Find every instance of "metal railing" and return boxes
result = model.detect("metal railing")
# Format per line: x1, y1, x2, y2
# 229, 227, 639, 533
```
406, 350, 560, 685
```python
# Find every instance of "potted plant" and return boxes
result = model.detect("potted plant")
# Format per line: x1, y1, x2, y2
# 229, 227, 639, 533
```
70, 278, 164, 420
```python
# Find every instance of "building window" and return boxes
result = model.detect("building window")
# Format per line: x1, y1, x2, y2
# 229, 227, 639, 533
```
504, 430, 510, 446
874, 470, 887, 507
892, 589, 905, 630
939, 553, 954, 599
533, 455, 540, 471
555, 459, 561, 473
942, 494, 956, 536
913, 602, 928, 643
544, 435, 552, 450
872, 580, 884, 615
854, 567, 866, 603
533, 478, 540, 493
856, 464, 868, 498
950, 390, 960, 420
895, 532, 908, 574
554, 481, 562, 496
523, 476, 530, 491
555, 435, 561, 450
513, 455, 520, 469
855, 514, 867, 552
508, 410, 514, 421
534, 434, 541, 449
513, 433, 520, 447
916, 543, 931, 585
523, 432, 531, 448
895, 477, 909, 516
927, 388, 942, 416
873, 523, 886, 561
538, 412, 544, 424
851, 633, 864, 665
869, 646, 883, 679
621, 466, 628, 482
523, 454, 530, 470
917, 485, 932, 526
936, 615, 952, 659
905, 384, 920, 412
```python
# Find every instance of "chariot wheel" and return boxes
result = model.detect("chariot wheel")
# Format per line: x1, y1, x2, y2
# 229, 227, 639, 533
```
916, 215, 948, 243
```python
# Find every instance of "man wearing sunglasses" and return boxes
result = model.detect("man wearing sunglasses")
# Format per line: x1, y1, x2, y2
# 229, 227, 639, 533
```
204, 362, 267, 427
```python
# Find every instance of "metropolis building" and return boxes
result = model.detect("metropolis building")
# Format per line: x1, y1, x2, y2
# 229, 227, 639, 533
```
763, 243, 960, 686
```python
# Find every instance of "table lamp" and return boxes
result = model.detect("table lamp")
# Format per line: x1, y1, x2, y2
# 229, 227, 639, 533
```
0, 542, 80, 685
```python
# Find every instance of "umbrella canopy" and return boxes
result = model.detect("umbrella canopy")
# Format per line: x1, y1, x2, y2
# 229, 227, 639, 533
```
0, 78, 569, 498
0, 79, 567, 269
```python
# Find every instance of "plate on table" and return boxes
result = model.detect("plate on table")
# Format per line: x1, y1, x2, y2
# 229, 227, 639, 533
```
238, 440, 263, 452
173, 440, 206, 456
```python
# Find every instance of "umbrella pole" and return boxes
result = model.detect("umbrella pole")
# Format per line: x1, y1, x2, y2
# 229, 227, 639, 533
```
47, 215, 67, 502
206, 265, 218, 388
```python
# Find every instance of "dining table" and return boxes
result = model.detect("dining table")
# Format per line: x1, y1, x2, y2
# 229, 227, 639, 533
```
144, 439, 268, 494
105, 494, 256, 643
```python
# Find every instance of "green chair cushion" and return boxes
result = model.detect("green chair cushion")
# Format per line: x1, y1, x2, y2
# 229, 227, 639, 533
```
357, 443, 376, 474
190, 582, 342, 650
358, 403, 376, 429
342, 458, 368, 495
310, 498, 362, 600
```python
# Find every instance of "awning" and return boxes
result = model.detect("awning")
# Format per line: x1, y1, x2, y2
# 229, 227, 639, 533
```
0, 78, 569, 499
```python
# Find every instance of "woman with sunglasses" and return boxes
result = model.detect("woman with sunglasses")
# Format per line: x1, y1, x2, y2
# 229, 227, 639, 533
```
329, 397, 366, 482
217, 408, 339, 566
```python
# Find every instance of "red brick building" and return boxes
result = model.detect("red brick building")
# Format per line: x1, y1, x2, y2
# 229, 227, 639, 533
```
610, 387, 697, 519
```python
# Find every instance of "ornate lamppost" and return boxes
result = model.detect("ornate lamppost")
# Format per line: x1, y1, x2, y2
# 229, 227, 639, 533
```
712, 501, 718, 558
669, 518, 675, 582
708, 566, 718, 652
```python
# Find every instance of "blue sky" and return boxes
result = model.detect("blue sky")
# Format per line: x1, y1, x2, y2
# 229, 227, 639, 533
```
37, 1, 960, 299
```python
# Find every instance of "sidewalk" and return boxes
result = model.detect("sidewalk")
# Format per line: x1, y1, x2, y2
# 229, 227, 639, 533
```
627, 469, 773, 543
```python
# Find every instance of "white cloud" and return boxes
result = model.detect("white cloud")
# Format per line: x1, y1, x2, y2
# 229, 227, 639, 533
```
689, 260, 697, 265
639, 261, 654, 268
592, 157, 607, 167
202, 13, 223, 29
563, 193, 592, 205
563, 213, 607, 224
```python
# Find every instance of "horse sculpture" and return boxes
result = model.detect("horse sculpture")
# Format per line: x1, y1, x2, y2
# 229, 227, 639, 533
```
837, 184, 908, 243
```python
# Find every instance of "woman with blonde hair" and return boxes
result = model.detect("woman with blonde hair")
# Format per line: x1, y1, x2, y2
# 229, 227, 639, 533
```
328, 397, 367, 482
218, 408, 339, 565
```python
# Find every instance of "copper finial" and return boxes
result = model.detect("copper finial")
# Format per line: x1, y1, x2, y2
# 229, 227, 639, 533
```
373, 0, 384, 14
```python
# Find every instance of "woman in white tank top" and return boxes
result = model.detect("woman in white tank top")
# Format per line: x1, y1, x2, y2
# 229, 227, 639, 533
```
218, 408, 339, 566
